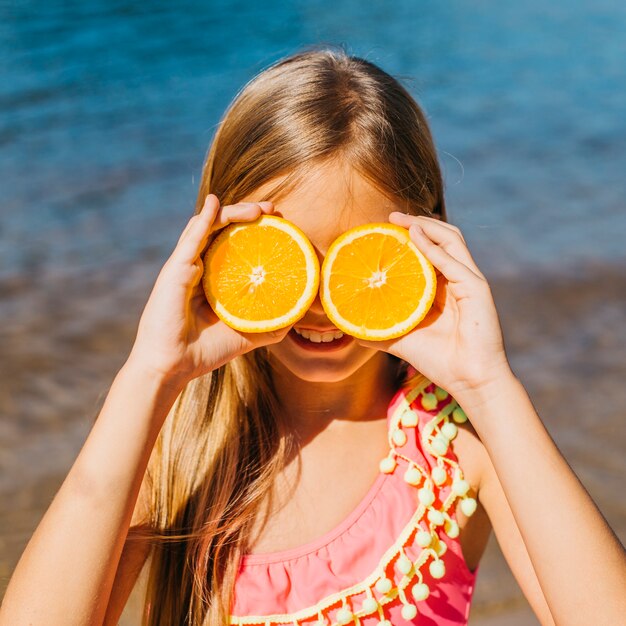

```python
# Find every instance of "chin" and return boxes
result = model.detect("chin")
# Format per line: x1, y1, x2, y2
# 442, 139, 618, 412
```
266, 346, 378, 384
285, 365, 359, 384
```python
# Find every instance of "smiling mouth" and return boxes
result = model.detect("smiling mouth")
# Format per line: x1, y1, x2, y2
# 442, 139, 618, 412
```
288, 327, 353, 351
293, 327, 344, 342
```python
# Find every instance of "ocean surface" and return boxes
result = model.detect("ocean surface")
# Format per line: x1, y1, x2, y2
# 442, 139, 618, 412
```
2, 0, 626, 280
1, 1, 625, 624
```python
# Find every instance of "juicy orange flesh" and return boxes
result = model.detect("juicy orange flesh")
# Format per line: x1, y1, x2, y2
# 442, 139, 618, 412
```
328, 232, 426, 329
208, 225, 309, 321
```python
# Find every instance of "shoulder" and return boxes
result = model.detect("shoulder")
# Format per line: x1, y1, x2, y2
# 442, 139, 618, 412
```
403, 376, 488, 493
402, 379, 493, 569
449, 415, 488, 495
446, 415, 495, 571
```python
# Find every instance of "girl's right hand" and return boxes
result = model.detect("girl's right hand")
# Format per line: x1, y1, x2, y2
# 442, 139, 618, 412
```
126, 194, 290, 389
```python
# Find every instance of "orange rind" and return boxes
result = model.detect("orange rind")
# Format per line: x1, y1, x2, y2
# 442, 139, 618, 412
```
202, 215, 320, 332
320, 223, 437, 340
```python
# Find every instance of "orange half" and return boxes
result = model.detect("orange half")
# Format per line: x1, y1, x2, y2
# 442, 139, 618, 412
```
320, 223, 437, 340
202, 215, 320, 332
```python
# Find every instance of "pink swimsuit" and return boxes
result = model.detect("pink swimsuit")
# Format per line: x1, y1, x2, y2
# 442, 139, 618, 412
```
230, 371, 479, 625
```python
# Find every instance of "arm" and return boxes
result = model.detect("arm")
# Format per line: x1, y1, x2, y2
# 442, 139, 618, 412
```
0, 360, 182, 626
460, 420, 556, 625
463, 372, 626, 625
102, 473, 153, 626
0, 195, 288, 625
364, 211, 626, 625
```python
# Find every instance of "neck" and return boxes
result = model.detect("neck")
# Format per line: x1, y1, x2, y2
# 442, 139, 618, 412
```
268, 353, 402, 442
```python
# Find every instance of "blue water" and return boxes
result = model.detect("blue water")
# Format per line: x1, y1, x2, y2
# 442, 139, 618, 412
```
2, 0, 626, 280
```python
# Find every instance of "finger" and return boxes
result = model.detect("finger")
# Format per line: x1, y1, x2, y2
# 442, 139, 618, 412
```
409, 224, 484, 299
174, 199, 276, 271
172, 194, 222, 264
390, 212, 484, 278
176, 194, 220, 245
389, 211, 464, 240
190, 256, 204, 288
211, 201, 274, 231
198, 200, 275, 262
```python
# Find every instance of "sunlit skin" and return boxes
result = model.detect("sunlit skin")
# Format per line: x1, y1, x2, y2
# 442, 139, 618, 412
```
4, 159, 624, 626
239, 159, 415, 438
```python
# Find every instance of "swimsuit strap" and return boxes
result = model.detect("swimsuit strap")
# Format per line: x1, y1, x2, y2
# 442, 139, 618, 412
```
230, 376, 477, 625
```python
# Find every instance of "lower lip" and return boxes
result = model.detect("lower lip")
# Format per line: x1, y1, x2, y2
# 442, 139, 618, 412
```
288, 328, 354, 352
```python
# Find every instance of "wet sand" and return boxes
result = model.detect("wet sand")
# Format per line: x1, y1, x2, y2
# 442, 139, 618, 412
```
1, 258, 624, 624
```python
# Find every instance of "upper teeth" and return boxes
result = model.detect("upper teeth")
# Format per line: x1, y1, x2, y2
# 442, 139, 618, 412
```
294, 328, 344, 343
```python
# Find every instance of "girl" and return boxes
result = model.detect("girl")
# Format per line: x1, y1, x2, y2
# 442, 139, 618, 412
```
2, 47, 625, 626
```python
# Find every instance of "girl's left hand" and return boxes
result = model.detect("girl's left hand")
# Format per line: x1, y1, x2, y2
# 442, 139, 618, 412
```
357, 212, 513, 402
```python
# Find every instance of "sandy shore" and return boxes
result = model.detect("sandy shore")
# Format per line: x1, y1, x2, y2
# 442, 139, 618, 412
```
1, 257, 624, 624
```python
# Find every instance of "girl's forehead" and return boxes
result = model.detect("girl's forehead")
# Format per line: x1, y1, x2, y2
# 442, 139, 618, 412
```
243, 164, 405, 253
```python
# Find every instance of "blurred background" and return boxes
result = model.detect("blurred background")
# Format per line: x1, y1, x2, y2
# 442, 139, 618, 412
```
1, 1, 625, 624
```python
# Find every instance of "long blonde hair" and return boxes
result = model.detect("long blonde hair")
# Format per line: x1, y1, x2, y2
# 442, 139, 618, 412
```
136, 44, 447, 625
